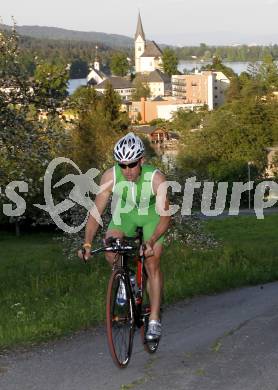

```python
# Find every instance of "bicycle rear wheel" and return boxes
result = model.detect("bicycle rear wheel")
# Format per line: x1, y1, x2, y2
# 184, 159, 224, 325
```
106, 269, 134, 368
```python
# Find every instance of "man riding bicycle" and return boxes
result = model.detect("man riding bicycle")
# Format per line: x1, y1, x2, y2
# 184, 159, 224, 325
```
79, 132, 170, 340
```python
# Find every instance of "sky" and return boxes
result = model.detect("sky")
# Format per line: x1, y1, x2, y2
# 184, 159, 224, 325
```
1, 0, 278, 45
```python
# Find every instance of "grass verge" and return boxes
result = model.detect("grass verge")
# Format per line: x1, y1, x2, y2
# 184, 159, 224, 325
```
163, 214, 278, 303
0, 233, 110, 348
1, 214, 278, 348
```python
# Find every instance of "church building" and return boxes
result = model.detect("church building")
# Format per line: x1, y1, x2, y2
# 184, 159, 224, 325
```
134, 13, 171, 98
135, 13, 163, 74
87, 46, 109, 85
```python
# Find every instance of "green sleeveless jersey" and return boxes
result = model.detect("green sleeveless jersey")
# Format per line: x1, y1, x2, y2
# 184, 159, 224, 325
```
108, 163, 164, 243
112, 163, 158, 211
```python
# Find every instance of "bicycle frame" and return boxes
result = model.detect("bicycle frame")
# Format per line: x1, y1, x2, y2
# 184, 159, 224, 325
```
112, 250, 146, 330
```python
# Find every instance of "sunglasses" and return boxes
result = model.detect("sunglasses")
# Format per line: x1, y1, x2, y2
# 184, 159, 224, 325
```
118, 160, 140, 169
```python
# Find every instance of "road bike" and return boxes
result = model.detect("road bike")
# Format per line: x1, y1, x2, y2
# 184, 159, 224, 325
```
87, 227, 160, 368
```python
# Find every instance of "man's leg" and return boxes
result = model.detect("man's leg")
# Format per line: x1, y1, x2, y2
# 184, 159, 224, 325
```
144, 243, 163, 321
104, 229, 124, 265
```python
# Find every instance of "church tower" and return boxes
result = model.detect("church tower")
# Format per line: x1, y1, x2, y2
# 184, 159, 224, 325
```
135, 13, 146, 73
94, 45, 100, 71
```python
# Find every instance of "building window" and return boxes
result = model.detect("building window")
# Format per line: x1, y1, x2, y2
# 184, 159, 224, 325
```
138, 47, 141, 51
214, 95, 218, 98
214, 86, 218, 90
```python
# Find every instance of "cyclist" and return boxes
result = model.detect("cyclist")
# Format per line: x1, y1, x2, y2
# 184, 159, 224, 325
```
78, 132, 170, 341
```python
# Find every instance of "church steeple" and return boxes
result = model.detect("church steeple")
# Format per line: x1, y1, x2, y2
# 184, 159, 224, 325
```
135, 12, 145, 41
94, 45, 100, 71
135, 13, 146, 73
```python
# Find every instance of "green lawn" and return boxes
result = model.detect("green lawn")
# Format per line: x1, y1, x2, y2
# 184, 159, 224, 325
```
1, 214, 278, 348
162, 214, 278, 303
0, 232, 111, 348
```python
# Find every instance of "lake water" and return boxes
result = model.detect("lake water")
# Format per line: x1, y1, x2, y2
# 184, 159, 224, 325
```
67, 78, 87, 95
178, 61, 251, 75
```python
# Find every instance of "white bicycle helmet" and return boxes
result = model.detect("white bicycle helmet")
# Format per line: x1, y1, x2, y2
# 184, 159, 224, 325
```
114, 132, 145, 163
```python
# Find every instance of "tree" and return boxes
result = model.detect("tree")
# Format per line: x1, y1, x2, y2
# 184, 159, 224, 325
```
246, 62, 259, 79
162, 48, 178, 76
0, 26, 69, 233
225, 76, 241, 102
177, 97, 274, 181
137, 112, 142, 122
68, 82, 129, 171
69, 85, 99, 113
270, 151, 278, 177
207, 160, 254, 182
239, 69, 263, 98
33, 62, 69, 113
69, 58, 89, 79
110, 52, 129, 77
258, 54, 278, 94
70, 106, 120, 171
102, 82, 121, 122
131, 78, 150, 101
202, 56, 236, 79
171, 108, 205, 133
69, 88, 124, 171
203, 50, 212, 60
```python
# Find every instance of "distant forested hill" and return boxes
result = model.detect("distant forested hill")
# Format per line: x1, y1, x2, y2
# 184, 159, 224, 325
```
0, 23, 134, 76
18, 35, 116, 69
1, 23, 276, 70
0, 24, 133, 48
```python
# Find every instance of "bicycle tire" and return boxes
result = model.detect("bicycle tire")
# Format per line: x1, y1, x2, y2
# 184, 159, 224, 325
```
106, 269, 135, 368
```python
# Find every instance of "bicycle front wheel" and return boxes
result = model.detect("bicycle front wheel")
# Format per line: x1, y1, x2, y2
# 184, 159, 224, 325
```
106, 269, 134, 368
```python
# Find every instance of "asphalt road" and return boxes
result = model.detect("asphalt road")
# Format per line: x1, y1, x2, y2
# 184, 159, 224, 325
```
1, 282, 278, 390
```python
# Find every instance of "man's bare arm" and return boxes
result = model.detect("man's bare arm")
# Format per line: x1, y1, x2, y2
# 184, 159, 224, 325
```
148, 171, 171, 246
83, 168, 114, 245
